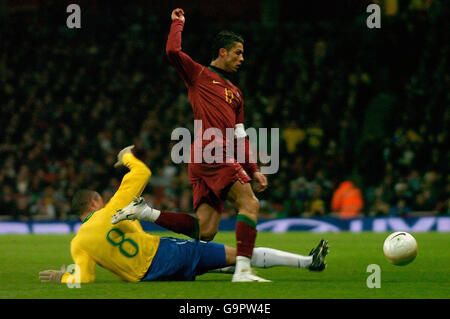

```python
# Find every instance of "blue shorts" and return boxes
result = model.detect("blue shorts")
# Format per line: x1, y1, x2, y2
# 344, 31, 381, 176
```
141, 237, 227, 281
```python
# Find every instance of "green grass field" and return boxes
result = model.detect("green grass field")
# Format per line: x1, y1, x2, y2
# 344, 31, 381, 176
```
0, 232, 449, 299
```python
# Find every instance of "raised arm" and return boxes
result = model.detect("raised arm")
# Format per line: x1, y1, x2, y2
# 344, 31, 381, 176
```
166, 8, 204, 86
106, 146, 152, 212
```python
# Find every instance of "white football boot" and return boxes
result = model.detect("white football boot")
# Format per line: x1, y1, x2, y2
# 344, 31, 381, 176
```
232, 257, 271, 282
232, 268, 271, 282
111, 196, 149, 224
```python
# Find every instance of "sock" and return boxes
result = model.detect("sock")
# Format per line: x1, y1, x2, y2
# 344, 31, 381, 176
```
251, 247, 313, 268
235, 214, 257, 258
209, 246, 313, 274
153, 210, 200, 240
139, 206, 160, 221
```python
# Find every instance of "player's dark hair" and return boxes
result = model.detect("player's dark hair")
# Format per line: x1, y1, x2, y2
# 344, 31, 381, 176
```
72, 189, 99, 215
211, 30, 244, 60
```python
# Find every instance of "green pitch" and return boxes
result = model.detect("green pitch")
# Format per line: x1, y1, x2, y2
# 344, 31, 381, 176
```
0, 232, 449, 299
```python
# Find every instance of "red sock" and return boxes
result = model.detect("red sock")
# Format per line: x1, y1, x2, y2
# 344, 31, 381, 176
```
155, 211, 199, 239
236, 214, 257, 258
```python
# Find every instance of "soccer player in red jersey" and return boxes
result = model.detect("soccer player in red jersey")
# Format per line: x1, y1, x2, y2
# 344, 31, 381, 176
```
143, 8, 269, 282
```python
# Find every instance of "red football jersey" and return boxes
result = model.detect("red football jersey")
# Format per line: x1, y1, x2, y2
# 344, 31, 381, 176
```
166, 19, 258, 175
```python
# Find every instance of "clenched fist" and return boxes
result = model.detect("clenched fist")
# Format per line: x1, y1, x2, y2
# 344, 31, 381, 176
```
171, 8, 185, 23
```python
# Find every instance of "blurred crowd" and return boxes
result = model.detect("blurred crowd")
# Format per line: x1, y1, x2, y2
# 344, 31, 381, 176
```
0, 1, 448, 221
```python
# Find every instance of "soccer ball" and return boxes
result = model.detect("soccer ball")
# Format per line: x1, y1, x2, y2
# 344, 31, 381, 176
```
383, 232, 418, 266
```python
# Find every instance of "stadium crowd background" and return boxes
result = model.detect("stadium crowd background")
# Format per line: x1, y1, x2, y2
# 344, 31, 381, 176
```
0, 0, 448, 221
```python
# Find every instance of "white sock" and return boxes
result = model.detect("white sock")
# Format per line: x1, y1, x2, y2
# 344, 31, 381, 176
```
251, 247, 312, 269
235, 256, 252, 273
139, 206, 160, 222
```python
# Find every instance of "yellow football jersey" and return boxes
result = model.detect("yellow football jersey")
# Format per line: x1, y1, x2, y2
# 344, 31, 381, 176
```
61, 153, 160, 283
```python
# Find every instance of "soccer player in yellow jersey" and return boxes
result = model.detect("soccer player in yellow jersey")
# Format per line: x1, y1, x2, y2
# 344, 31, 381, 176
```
39, 146, 328, 284
39, 145, 161, 283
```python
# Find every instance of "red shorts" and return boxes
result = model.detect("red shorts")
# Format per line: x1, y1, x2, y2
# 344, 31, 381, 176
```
188, 160, 252, 214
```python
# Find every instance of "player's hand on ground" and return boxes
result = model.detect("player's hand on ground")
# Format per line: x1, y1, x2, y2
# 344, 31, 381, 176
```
171, 8, 185, 22
253, 171, 268, 193
114, 145, 135, 168
39, 265, 66, 283
111, 196, 145, 224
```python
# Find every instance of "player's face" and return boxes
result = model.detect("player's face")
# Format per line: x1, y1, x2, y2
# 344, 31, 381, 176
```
224, 42, 244, 73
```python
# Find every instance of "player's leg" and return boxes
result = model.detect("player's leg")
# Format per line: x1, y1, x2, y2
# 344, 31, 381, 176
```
144, 200, 221, 242
142, 238, 328, 282
251, 247, 313, 268
196, 202, 221, 241
209, 239, 329, 274
227, 181, 259, 264
226, 180, 270, 282
152, 209, 200, 239
112, 199, 222, 242
113, 197, 201, 239
220, 246, 313, 268
152, 166, 221, 241
111, 188, 220, 241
